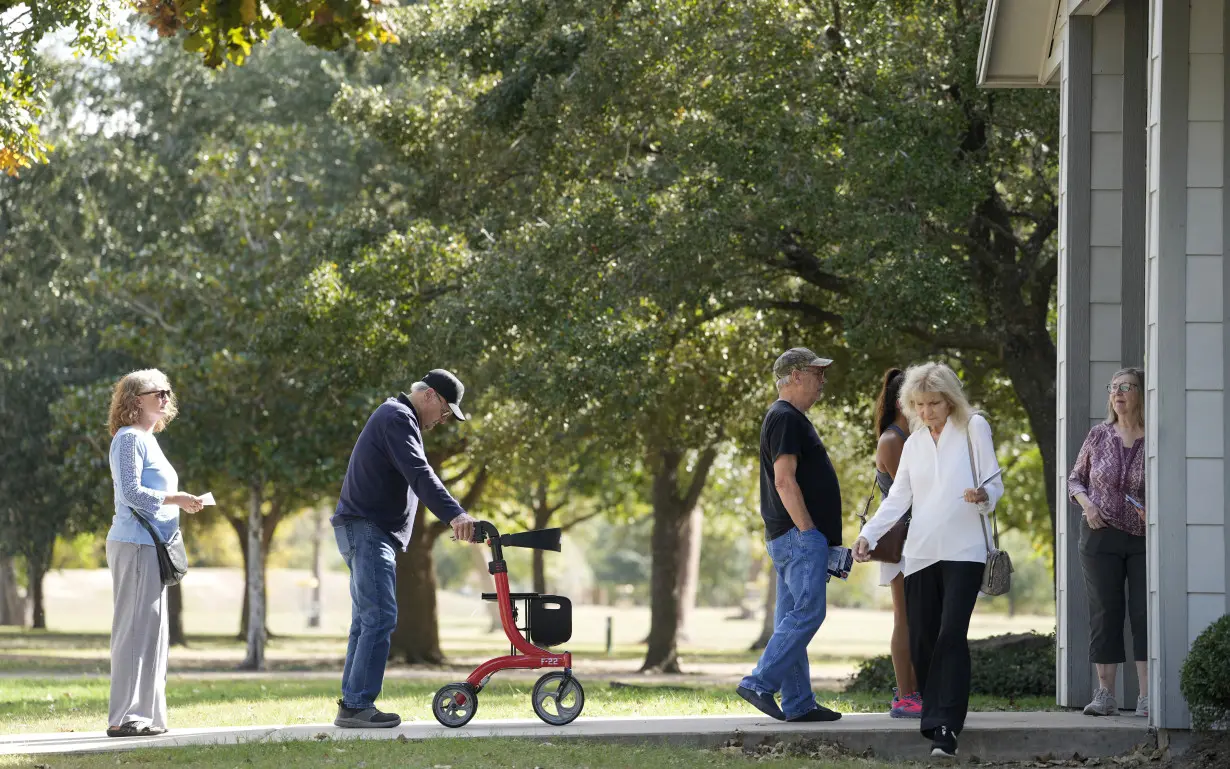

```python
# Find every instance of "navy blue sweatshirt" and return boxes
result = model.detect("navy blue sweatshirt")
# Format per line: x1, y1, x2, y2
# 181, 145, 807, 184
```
332, 393, 465, 550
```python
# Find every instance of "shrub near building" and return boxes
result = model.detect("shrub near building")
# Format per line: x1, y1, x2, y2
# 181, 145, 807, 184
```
1181, 615, 1230, 730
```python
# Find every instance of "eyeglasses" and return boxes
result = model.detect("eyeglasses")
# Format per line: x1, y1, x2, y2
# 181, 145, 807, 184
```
1107, 383, 1139, 393
140, 389, 173, 401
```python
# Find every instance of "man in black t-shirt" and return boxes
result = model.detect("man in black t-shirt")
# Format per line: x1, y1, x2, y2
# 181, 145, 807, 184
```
736, 347, 843, 723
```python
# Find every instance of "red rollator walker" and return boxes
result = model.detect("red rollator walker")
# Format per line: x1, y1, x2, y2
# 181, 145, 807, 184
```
431, 521, 584, 728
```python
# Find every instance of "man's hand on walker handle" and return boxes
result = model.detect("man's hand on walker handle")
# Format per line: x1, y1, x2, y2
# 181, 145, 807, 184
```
451, 512, 477, 544
853, 536, 872, 563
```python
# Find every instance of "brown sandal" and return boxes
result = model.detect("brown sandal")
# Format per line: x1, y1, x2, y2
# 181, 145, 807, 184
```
106, 722, 166, 738
106, 722, 142, 738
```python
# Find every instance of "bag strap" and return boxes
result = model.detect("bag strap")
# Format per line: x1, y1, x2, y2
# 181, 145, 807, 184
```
129, 508, 166, 546
965, 416, 1000, 551
856, 473, 880, 525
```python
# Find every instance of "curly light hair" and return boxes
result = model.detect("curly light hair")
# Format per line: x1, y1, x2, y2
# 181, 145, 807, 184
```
899, 362, 975, 431
108, 369, 178, 436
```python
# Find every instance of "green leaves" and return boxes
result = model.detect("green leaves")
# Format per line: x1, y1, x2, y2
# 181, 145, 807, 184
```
1, 0, 399, 173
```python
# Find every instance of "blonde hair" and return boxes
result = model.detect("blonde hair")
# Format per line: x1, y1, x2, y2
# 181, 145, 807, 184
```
108, 369, 178, 436
899, 362, 974, 431
1104, 367, 1145, 427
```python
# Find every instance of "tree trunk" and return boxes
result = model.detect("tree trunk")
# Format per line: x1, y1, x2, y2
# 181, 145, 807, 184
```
232, 505, 282, 640
531, 495, 553, 595
240, 483, 266, 671
640, 446, 718, 673
308, 505, 324, 629
733, 548, 765, 621
389, 455, 490, 663
390, 505, 448, 664
168, 582, 186, 646
677, 502, 704, 642
998, 324, 1059, 572
26, 552, 47, 630
0, 555, 24, 627
750, 559, 777, 652
469, 539, 502, 632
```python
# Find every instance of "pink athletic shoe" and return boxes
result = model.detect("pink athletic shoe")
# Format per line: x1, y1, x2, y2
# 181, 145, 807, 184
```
890, 690, 923, 719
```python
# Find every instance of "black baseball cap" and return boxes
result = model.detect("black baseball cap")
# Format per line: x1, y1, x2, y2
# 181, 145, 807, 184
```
421, 369, 468, 421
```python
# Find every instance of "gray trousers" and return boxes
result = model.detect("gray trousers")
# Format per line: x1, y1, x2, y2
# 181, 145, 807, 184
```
106, 541, 169, 729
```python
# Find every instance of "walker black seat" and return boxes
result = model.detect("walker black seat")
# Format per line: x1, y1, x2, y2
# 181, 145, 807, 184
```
528, 595, 572, 647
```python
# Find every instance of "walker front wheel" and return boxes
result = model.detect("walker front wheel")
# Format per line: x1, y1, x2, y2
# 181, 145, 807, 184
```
531, 672, 584, 725
432, 683, 478, 728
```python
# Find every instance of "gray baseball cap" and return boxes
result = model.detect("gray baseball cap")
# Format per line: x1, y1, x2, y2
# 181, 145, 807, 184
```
773, 347, 834, 379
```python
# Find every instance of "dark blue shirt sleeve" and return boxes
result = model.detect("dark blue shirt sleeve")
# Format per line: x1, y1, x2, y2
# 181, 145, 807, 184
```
382, 410, 466, 523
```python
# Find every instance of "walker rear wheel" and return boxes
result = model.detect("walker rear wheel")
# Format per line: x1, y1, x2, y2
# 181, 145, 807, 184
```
531, 672, 584, 726
432, 683, 478, 728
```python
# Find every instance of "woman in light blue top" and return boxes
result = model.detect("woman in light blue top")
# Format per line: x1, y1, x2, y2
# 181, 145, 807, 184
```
105, 369, 204, 738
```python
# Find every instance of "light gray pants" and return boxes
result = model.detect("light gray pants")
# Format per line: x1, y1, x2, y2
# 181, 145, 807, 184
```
106, 541, 169, 729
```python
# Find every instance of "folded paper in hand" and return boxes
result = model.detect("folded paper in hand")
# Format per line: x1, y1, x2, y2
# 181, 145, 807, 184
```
200, 492, 216, 506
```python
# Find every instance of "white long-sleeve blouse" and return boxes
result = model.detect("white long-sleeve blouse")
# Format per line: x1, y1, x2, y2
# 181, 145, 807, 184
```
858, 414, 1005, 577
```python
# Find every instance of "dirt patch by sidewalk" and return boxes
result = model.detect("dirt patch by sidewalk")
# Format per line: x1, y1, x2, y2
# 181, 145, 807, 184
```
1172, 732, 1230, 769
730, 732, 1230, 769
719, 734, 1190, 768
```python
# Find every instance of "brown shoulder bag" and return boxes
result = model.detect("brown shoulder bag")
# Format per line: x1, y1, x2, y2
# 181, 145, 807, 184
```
856, 476, 910, 564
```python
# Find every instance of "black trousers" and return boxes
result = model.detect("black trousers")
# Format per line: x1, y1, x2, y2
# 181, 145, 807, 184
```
1079, 520, 1147, 663
905, 560, 984, 737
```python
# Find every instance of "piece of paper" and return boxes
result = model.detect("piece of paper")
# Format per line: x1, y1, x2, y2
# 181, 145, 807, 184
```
976, 468, 1004, 489
200, 492, 216, 506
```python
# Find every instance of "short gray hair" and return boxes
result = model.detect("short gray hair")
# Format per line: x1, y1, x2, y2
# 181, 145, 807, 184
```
1104, 367, 1145, 426
410, 381, 430, 394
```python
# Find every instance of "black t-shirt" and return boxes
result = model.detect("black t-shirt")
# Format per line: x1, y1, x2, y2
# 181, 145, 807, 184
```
759, 400, 843, 544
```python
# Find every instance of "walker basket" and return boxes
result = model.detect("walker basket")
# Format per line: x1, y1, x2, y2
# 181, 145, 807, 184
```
528, 595, 572, 647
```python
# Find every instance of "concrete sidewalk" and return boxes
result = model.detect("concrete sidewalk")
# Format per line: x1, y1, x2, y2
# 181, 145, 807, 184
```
0, 712, 1150, 761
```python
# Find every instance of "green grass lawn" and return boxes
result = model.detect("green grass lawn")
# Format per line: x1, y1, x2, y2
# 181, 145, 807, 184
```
0, 675, 1056, 735
0, 627, 863, 676
0, 738, 918, 769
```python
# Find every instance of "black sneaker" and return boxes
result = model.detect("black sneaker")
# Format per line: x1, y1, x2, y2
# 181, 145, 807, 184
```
787, 705, 842, 722
930, 725, 958, 758
736, 685, 785, 720
334, 699, 402, 728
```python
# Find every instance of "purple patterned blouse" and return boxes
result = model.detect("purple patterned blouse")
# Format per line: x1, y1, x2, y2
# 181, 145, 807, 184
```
1067, 423, 1146, 537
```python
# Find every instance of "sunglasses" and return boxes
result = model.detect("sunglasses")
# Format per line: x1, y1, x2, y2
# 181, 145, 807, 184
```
1107, 383, 1139, 393
140, 389, 173, 400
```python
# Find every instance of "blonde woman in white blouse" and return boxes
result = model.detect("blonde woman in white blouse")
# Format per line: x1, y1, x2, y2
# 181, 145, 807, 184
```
853, 362, 1004, 760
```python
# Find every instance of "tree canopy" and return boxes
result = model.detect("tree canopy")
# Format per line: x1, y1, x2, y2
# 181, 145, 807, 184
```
0, 0, 397, 175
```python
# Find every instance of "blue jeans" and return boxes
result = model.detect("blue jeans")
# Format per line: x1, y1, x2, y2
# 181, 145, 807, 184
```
335, 518, 399, 710
740, 527, 829, 719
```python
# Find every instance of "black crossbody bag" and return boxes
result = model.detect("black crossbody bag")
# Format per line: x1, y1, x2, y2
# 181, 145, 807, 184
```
129, 509, 189, 587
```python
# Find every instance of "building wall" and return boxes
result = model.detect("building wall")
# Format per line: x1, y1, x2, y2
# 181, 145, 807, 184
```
1145, 0, 1229, 730
1183, 0, 1228, 649
1057, 0, 1148, 710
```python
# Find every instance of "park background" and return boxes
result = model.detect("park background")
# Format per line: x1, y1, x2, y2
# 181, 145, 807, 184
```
0, 1, 1065, 740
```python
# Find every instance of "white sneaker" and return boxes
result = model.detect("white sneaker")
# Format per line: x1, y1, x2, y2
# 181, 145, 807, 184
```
1083, 687, 1118, 716
1135, 695, 1149, 718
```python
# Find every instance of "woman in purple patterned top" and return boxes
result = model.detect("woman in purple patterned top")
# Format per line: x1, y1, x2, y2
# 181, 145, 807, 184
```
1068, 367, 1147, 720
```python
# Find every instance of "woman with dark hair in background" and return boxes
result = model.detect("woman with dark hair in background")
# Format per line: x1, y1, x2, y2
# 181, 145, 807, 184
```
873, 368, 920, 718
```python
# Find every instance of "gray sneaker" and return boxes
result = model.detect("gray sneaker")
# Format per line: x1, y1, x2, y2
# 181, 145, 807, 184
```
1135, 695, 1149, 718
1083, 687, 1118, 716
334, 699, 402, 728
